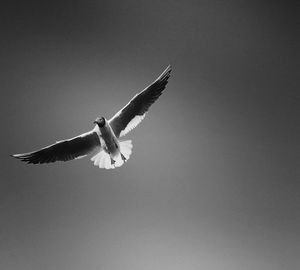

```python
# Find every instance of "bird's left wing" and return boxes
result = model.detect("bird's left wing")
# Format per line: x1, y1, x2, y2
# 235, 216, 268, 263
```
12, 130, 100, 164
109, 65, 172, 138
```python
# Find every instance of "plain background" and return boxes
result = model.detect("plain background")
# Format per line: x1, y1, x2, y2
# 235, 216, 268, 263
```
1, 1, 299, 269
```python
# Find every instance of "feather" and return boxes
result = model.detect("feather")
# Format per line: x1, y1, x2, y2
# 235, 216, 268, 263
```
109, 65, 171, 137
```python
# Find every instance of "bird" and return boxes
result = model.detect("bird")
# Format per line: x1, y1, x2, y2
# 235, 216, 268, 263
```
11, 65, 172, 169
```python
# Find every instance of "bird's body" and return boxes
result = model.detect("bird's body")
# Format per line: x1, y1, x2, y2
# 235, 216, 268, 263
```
95, 119, 120, 160
92, 118, 132, 169
12, 65, 172, 169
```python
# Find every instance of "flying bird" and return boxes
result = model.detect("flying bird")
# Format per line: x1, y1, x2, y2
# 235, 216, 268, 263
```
12, 65, 172, 169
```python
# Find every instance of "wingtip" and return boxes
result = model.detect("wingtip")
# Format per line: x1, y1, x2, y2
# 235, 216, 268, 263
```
164, 64, 172, 73
157, 65, 172, 81
11, 153, 25, 157
11, 153, 31, 163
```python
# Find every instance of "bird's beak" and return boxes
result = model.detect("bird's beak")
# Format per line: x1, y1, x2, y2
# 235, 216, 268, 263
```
93, 120, 98, 124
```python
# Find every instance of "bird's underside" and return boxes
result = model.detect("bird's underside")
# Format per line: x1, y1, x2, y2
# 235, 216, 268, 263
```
12, 65, 172, 169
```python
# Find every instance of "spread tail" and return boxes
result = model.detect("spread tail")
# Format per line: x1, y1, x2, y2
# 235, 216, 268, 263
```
90, 140, 133, 169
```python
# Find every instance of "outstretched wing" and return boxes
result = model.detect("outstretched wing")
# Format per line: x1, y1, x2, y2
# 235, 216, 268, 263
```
12, 130, 100, 164
109, 65, 172, 138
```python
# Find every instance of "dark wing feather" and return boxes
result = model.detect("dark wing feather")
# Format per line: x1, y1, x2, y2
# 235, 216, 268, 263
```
109, 65, 172, 138
12, 131, 100, 164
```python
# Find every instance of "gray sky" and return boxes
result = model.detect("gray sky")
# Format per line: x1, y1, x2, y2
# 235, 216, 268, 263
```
1, 1, 299, 269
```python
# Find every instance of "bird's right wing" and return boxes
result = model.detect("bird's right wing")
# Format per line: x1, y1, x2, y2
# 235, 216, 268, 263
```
12, 130, 101, 164
109, 65, 171, 138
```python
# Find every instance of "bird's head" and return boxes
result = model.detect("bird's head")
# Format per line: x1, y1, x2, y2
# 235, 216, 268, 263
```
93, 116, 106, 127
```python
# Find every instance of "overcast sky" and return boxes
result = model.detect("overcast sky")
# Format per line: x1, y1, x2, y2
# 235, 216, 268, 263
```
1, 1, 299, 269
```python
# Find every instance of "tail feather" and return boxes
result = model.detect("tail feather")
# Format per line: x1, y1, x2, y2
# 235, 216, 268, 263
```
119, 140, 133, 160
90, 140, 133, 170
91, 150, 114, 169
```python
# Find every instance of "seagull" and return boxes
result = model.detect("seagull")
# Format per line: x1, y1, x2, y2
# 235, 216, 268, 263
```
12, 65, 172, 169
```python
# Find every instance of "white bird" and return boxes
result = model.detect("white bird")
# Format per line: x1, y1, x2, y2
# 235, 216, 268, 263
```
12, 65, 172, 169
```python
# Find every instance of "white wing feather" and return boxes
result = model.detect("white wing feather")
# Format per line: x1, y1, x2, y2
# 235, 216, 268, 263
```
119, 114, 146, 137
